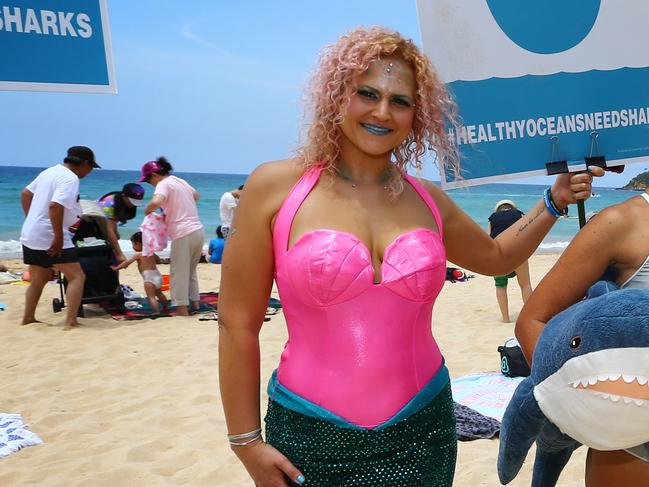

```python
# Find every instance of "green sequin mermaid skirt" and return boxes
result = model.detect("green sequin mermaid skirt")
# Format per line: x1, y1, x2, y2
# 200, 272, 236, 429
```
265, 383, 457, 486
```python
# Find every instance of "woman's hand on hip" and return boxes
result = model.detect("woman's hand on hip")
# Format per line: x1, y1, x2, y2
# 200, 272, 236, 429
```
235, 441, 305, 486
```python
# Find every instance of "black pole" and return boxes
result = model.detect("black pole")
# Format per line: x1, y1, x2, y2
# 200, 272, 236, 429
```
577, 200, 587, 229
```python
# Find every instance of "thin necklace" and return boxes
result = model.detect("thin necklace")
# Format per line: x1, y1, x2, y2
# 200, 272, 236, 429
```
333, 164, 394, 190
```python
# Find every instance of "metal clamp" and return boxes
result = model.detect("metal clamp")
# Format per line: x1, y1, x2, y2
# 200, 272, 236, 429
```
545, 135, 568, 175
585, 131, 606, 168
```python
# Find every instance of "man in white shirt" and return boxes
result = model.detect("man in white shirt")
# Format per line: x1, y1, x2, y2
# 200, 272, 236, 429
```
219, 185, 243, 239
20, 146, 99, 329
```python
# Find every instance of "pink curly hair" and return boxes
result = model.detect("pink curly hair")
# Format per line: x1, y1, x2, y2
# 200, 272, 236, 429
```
296, 26, 461, 186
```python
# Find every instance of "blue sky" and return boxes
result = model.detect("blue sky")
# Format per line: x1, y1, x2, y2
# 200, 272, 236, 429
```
1, 0, 646, 187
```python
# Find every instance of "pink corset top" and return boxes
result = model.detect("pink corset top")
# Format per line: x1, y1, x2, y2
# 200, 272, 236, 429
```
272, 166, 447, 428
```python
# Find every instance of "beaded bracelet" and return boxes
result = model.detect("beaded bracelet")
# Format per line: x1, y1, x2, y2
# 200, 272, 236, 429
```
543, 187, 568, 217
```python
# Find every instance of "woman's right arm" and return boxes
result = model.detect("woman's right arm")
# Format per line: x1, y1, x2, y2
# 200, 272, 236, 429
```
218, 160, 305, 487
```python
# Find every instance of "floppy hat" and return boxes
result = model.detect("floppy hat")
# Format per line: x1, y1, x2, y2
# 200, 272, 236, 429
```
122, 183, 145, 206
494, 199, 517, 212
138, 161, 161, 182
66, 146, 101, 168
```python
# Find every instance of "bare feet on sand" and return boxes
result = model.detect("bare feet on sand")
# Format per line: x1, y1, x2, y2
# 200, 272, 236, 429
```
21, 317, 43, 326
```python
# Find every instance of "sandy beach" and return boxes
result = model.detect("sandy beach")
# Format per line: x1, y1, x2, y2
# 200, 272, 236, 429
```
0, 254, 587, 486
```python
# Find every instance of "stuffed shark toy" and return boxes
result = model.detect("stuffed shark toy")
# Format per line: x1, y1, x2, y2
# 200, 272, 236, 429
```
498, 282, 649, 486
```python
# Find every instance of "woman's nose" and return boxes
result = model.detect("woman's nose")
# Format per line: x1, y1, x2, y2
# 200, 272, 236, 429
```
372, 99, 391, 121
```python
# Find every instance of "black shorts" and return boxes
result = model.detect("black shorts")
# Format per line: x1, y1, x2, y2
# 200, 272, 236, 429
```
22, 245, 79, 268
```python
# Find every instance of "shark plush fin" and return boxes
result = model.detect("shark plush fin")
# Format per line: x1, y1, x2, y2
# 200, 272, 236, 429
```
530, 422, 580, 487
498, 379, 546, 484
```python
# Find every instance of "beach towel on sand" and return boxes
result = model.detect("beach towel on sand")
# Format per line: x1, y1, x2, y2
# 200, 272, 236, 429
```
0, 413, 43, 458
451, 371, 524, 422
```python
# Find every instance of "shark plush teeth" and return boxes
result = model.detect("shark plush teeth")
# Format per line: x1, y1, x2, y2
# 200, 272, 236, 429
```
498, 282, 649, 486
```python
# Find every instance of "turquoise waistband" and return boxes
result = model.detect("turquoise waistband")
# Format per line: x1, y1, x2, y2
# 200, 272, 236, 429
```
267, 363, 450, 431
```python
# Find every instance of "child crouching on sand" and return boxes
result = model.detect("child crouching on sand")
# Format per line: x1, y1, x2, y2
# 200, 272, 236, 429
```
112, 232, 169, 313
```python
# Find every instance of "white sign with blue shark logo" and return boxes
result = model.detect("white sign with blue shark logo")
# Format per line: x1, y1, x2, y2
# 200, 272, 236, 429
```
417, 0, 649, 187
0, 0, 116, 94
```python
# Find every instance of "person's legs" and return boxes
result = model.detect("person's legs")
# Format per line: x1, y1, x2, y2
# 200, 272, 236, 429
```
496, 284, 510, 322
56, 262, 85, 328
170, 237, 191, 316
156, 289, 169, 309
586, 449, 649, 486
143, 282, 160, 313
22, 265, 52, 325
187, 229, 204, 311
514, 261, 533, 303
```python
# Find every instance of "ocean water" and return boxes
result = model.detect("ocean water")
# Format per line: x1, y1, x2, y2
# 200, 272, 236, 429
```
0, 165, 633, 258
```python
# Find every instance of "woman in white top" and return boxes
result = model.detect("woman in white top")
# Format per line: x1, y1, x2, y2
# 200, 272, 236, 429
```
517, 189, 649, 486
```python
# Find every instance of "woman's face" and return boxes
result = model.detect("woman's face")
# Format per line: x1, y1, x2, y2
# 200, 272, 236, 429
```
339, 57, 416, 159
147, 173, 161, 186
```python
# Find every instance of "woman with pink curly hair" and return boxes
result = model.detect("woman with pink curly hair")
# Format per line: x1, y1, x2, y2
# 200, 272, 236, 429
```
218, 26, 600, 486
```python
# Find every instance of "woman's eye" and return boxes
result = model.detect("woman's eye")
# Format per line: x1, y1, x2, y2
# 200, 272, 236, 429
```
392, 97, 412, 107
357, 89, 377, 100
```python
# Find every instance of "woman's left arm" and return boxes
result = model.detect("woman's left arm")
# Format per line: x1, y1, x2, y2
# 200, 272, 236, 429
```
145, 194, 165, 214
429, 169, 603, 275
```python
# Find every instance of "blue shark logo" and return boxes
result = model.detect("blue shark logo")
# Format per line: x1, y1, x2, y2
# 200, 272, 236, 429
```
487, 0, 601, 54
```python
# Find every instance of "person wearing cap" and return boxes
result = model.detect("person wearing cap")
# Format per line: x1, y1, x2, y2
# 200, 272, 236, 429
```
19, 146, 100, 328
219, 185, 244, 239
487, 200, 533, 322
96, 182, 146, 263
140, 157, 204, 316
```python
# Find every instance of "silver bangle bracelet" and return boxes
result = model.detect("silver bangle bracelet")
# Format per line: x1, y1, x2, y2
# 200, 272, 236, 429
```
227, 428, 262, 441
229, 432, 263, 447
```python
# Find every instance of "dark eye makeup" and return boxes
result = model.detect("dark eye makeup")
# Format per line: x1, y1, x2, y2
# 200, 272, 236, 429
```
355, 86, 413, 108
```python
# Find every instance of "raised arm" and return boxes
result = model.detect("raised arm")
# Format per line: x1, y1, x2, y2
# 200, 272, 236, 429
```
515, 205, 629, 362
427, 170, 602, 275
218, 160, 304, 486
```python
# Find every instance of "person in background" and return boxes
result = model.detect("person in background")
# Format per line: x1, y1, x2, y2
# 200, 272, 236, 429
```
217, 26, 601, 486
219, 185, 243, 239
487, 199, 533, 322
111, 231, 169, 314
141, 157, 204, 316
516, 189, 649, 486
96, 183, 146, 262
20, 146, 99, 329
208, 226, 226, 264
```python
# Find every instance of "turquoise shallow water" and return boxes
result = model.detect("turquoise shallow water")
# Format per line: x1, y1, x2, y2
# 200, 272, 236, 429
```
0, 165, 634, 257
